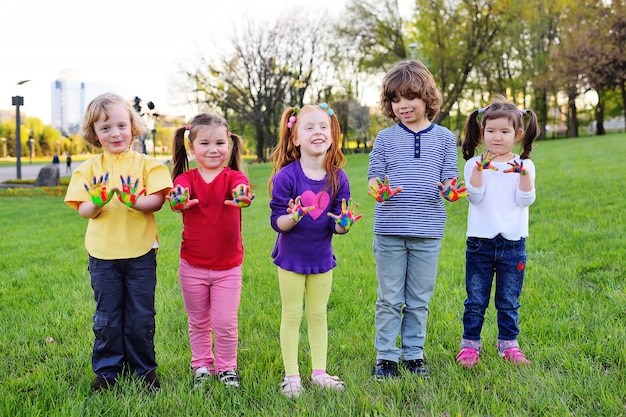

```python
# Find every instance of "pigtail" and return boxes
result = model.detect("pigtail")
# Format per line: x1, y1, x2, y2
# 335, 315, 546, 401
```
227, 133, 245, 172
462, 110, 482, 160
171, 127, 189, 180
519, 110, 540, 160
269, 107, 301, 197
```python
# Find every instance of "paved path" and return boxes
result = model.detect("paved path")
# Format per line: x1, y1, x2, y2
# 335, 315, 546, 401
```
0, 162, 66, 182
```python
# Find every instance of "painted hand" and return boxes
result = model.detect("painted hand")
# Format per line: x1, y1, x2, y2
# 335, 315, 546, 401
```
476, 150, 499, 171
83, 172, 115, 207
327, 198, 363, 231
503, 160, 527, 175
437, 177, 469, 202
368, 176, 403, 202
167, 185, 199, 212
117, 175, 146, 208
287, 196, 315, 223
224, 183, 255, 208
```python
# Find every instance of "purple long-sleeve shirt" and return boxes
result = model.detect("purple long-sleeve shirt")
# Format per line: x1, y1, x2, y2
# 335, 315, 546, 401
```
270, 160, 351, 274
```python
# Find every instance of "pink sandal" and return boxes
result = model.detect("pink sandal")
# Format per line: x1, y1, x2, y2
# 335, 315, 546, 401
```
500, 347, 530, 365
456, 347, 480, 368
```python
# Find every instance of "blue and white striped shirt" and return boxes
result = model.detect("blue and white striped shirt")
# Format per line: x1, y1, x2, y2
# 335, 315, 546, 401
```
367, 123, 459, 238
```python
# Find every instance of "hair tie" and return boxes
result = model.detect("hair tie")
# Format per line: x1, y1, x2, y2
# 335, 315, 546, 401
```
227, 131, 232, 138
477, 106, 488, 114
287, 107, 299, 129
185, 125, 190, 131
320, 103, 334, 116
519, 110, 526, 116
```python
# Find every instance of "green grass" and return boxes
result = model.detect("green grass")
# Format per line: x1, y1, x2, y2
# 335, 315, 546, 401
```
0, 134, 624, 416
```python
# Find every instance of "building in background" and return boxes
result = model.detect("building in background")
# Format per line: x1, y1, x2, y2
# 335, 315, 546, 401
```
51, 69, 112, 135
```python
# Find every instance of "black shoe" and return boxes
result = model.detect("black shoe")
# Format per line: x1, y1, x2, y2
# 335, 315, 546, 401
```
91, 376, 117, 392
373, 359, 398, 380
143, 370, 161, 391
402, 359, 429, 377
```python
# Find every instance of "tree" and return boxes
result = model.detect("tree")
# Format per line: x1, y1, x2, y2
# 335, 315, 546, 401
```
186, 11, 326, 162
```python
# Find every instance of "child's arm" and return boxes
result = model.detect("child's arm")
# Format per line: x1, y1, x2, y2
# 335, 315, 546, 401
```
132, 191, 166, 213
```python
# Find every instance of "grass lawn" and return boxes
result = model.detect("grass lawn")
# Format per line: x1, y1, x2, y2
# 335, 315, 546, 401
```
0, 133, 624, 416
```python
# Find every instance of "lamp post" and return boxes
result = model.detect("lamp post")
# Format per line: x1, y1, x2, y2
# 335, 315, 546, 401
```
12, 95, 24, 179
28, 135, 34, 164
12, 80, 30, 179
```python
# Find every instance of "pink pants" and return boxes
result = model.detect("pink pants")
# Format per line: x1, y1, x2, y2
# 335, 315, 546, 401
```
179, 258, 242, 372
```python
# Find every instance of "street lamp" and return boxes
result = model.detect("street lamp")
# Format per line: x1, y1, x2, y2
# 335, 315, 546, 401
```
12, 80, 31, 179
28, 135, 34, 164
12, 95, 24, 179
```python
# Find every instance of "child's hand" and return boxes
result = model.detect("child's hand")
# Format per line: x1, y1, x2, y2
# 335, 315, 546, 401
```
117, 175, 146, 208
167, 185, 199, 212
224, 184, 255, 208
503, 160, 527, 175
287, 196, 314, 222
368, 176, 403, 202
83, 172, 115, 207
328, 198, 363, 231
476, 150, 499, 171
437, 177, 469, 202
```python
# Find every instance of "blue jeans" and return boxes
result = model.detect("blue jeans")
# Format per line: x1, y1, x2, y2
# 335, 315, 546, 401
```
373, 235, 441, 362
89, 250, 158, 379
462, 235, 526, 343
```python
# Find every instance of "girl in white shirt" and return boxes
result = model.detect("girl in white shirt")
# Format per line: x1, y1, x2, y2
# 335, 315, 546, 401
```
456, 95, 540, 368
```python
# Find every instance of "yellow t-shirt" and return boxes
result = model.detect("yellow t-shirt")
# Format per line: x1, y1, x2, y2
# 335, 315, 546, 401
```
65, 150, 173, 260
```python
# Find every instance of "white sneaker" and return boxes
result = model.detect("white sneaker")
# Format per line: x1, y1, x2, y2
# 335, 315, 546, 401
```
218, 369, 240, 388
193, 366, 211, 389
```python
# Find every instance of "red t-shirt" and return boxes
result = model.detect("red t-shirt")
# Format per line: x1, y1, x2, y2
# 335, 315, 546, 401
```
174, 167, 248, 270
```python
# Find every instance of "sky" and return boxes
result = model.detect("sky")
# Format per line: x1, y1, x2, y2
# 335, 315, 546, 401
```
1, 0, 366, 125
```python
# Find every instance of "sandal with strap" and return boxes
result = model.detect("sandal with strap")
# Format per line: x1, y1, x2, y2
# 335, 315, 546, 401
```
456, 347, 480, 368
281, 376, 304, 398
500, 347, 530, 365
311, 373, 345, 391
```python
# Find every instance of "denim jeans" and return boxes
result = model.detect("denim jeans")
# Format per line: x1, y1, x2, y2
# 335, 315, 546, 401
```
462, 235, 526, 343
373, 235, 441, 362
89, 250, 158, 379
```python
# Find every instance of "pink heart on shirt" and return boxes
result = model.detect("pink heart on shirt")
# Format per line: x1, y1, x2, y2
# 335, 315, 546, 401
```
300, 190, 330, 220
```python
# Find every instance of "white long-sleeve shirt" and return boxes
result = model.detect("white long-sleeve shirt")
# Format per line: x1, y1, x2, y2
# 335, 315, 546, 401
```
464, 156, 536, 240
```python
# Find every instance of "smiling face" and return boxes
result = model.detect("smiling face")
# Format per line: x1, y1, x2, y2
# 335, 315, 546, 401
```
482, 117, 523, 158
94, 102, 133, 155
391, 95, 428, 130
293, 107, 332, 159
189, 124, 230, 171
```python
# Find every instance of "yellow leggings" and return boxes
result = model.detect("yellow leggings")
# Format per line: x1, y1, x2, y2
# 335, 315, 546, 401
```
278, 268, 332, 376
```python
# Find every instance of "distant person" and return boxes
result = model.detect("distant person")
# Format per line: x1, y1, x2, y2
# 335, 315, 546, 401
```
52, 153, 60, 164
64, 92, 173, 392
166, 113, 254, 390
368, 60, 464, 380
269, 103, 361, 397
455, 95, 540, 368
66, 154, 72, 173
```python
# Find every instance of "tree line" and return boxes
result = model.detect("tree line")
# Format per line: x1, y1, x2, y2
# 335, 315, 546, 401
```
181, 0, 625, 161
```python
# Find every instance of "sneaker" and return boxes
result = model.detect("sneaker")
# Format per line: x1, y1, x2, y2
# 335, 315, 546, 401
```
373, 359, 398, 380
91, 376, 117, 392
402, 359, 429, 377
311, 373, 345, 391
500, 347, 531, 365
193, 366, 212, 389
218, 369, 240, 388
456, 347, 480, 368
281, 376, 303, 398
143, 370, 161, 391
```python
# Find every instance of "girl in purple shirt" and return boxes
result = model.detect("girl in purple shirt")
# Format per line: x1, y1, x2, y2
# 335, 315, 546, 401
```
269, 103, 361, 397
